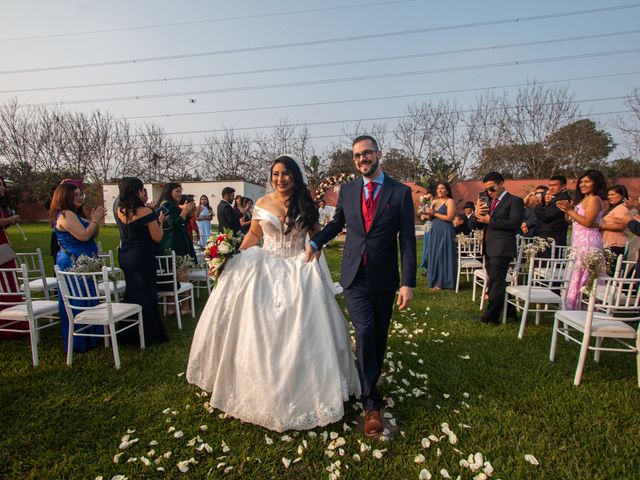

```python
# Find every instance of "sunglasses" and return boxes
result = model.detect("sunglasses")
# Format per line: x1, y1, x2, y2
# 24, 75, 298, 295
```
484, 186, 498, 193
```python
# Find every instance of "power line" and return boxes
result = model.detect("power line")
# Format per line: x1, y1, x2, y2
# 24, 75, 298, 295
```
156, 105, 631, 137
23, 48, 640, 107
2, 3, 639, 75
120, 72, 640, 121
3, 29, 638, 95
0, 0, 416, 43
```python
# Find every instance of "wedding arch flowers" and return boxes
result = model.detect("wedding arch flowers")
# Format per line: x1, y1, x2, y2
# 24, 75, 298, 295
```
314, 173, 357, 201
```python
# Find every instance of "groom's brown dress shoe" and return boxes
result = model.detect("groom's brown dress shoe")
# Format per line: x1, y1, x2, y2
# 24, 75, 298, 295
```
364, 410, 383, 436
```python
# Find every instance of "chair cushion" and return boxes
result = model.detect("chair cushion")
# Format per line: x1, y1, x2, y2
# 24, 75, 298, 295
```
158, 282, 194, 296
188, 270, 208, 281
97, 280, 126, 293
0, 300, 59, 320
460, 259, 482, 269
74, 303, 141, 324
506, 286, 561, 303
28, 277, 58, 291
556, 310, 637, 337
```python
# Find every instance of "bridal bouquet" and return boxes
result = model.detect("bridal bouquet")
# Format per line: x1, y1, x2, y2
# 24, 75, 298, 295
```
204, 229, 242, 287
69, 254, 105, 273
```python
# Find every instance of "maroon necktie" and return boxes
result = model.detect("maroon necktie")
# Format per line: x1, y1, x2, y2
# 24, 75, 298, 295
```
489, 197, 499, 214
365, 182, 376, 210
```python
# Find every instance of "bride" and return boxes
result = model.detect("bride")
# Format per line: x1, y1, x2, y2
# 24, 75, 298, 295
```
187, 155, 360, 432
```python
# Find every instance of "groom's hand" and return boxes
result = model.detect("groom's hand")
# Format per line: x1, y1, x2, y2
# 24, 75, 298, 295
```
396, 286, 413, 310
304, 244, 321, 263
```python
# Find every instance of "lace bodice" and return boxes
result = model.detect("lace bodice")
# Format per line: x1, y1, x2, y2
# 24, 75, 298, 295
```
253, 206, 308, 258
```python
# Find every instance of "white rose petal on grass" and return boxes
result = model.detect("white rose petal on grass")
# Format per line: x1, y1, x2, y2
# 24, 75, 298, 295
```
484, 461, 494, 476
459, 355, 471, 360
282, 457, 291, 469
162, 408, 171, 414
265, 435, 273, 445
149, 440, 158, 446
221, 441, 230, 453
372, 449, 386, 459
173, 431, 184, 439
440, 468, 451, 479
414, 454, 426, 464
280, 434, 292, 443
95, 477, 103, 480
352, 454, 361, 462
475, 474, 488, 480
167, 426, 176, 433
126, 457, 137, 463
199, 425, 208, 431
421, 438, 431, 449
113, 453, 124, 463
419, 469, 432, 480
111, 476, 127, 480
140, 457, 152, 467
524, 454, 540, 465
307, 431, 317, 439
156, 467, 165, 473
177, 461, 190, 473
428, 435, 439, 442
177, 372, 185, 377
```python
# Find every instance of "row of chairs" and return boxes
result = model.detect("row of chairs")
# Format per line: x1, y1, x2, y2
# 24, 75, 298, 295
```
0, 250, 211, 369
455, 233, 640, 387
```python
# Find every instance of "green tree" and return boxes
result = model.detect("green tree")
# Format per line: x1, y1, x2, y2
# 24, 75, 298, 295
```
380, 148, 421, 182
546, 119, 615, 178
474, 143, 545, 179
324, 148, 356, 177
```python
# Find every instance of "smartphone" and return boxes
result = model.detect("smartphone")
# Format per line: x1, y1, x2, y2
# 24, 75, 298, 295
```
180, 194, 195, 204
155, 205, 169, 216
478, 191, 489, 207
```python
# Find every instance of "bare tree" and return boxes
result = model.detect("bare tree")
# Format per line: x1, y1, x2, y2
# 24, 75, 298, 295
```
395, 103, 441, 175
199, 127, 254, 181
137, 124, 196, 182
615, 87, 640, 159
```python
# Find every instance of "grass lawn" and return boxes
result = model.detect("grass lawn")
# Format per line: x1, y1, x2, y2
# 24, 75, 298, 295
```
1, 223, 639, 479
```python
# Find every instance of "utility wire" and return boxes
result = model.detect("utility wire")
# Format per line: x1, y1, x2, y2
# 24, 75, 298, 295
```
1, 3, 638, 75
121, 72, 639, 121
23, 48, 640, 107
2, 29, 638, 94
0, 0, 416, 43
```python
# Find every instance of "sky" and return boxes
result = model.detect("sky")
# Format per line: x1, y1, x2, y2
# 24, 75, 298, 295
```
1, 0, 639, 159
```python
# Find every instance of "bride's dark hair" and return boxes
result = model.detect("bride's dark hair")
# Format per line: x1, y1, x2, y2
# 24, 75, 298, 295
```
271, 156, 319, 234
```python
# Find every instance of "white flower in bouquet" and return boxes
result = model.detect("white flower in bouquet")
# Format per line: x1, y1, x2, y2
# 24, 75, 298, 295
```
217, 242, 232, 255
69, 254, 105, 273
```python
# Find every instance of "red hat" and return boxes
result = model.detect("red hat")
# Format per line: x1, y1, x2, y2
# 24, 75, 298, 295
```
61, 179, 84, 189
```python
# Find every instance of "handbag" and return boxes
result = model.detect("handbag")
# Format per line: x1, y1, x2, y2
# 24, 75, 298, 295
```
0, 242, 17, 265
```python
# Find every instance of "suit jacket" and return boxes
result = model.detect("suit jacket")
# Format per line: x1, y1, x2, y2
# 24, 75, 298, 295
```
534, 190, 571, 245
217, 200, 241, 234
312, 175, 417, 291
483, 192, 525, 258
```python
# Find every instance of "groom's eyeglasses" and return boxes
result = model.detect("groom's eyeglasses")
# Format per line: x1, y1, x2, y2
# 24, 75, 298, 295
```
484, 186, 498, 193
353, 149, 378, 160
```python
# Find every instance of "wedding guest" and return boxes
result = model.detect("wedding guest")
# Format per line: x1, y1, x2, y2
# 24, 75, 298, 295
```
195, 195, 214, 247
157, 183, 197, 262
462, 201, 477, 231
424, 183, 457, 290
453, 213, 471, 236
217, 187, 241, 234
557, 169, 607, 309
50, 182, 107, 352
534, 175, 571, 248
611, 199, 640, 277
318, 199, 335, 225
233, 195, 244, 218
239, 197, 254, 235
115, 177, 168, 346
473, 172, 524, 324
520, 193, 540, 238
418, 192, 433, 273
599, 185, 630, 257
0, 176, 25, 339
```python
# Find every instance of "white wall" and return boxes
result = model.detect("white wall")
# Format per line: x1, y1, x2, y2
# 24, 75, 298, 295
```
103, 181, 265, 225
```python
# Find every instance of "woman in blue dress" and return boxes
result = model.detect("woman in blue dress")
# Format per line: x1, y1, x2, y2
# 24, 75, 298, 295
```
50, 183, 107, 352
425, 182, 457, 290
195, 195, 213, 247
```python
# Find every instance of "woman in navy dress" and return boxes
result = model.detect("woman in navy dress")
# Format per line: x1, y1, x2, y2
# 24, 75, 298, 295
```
425, 182, 457, 290
115, 177, 169, 346
50, 183, 107, 352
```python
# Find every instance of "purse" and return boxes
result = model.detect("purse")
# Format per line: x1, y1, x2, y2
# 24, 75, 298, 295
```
0, 242, 17, 265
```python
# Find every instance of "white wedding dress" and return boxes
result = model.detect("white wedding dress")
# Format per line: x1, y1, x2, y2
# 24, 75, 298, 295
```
187, 206, 360, 432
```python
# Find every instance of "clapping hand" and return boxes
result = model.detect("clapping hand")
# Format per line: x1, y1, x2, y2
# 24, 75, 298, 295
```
91, 206, 107, 222
623, 198, 639, 212
555, 200, 571, 212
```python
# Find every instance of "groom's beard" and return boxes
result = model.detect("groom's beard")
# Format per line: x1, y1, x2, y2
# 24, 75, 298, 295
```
358, 158, 379, 178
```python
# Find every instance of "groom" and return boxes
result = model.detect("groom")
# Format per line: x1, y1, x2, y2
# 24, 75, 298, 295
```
306, 135, 416, 436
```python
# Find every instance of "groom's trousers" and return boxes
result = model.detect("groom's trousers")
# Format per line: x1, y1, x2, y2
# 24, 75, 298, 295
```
343, 267, 395, 412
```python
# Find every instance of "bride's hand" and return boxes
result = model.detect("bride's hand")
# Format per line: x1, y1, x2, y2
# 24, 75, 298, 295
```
304, 244, 321, 263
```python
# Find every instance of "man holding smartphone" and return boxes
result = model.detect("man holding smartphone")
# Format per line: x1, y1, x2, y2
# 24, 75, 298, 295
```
472, 172, 524, 324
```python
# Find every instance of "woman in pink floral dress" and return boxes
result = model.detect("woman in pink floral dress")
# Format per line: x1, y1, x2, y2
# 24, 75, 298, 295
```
557, 170, 607, 309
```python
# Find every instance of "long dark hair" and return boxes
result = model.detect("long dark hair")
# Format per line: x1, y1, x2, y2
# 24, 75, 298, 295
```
271, 156, 319, 234
437, 182, 453, 199
574, 169, 607, 203
49, 183, 85, 225
158, 182, 181, 206
118, 177, 145, 220
0, 176, 9, 210
605, 184, 629, 215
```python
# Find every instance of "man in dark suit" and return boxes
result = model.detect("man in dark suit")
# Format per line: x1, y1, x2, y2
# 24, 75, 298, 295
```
306, 135, 416, 436
217, 187, 241, 234
463, 201, 477, 231
534, 175, 571, 248
473, 172, 524, 324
